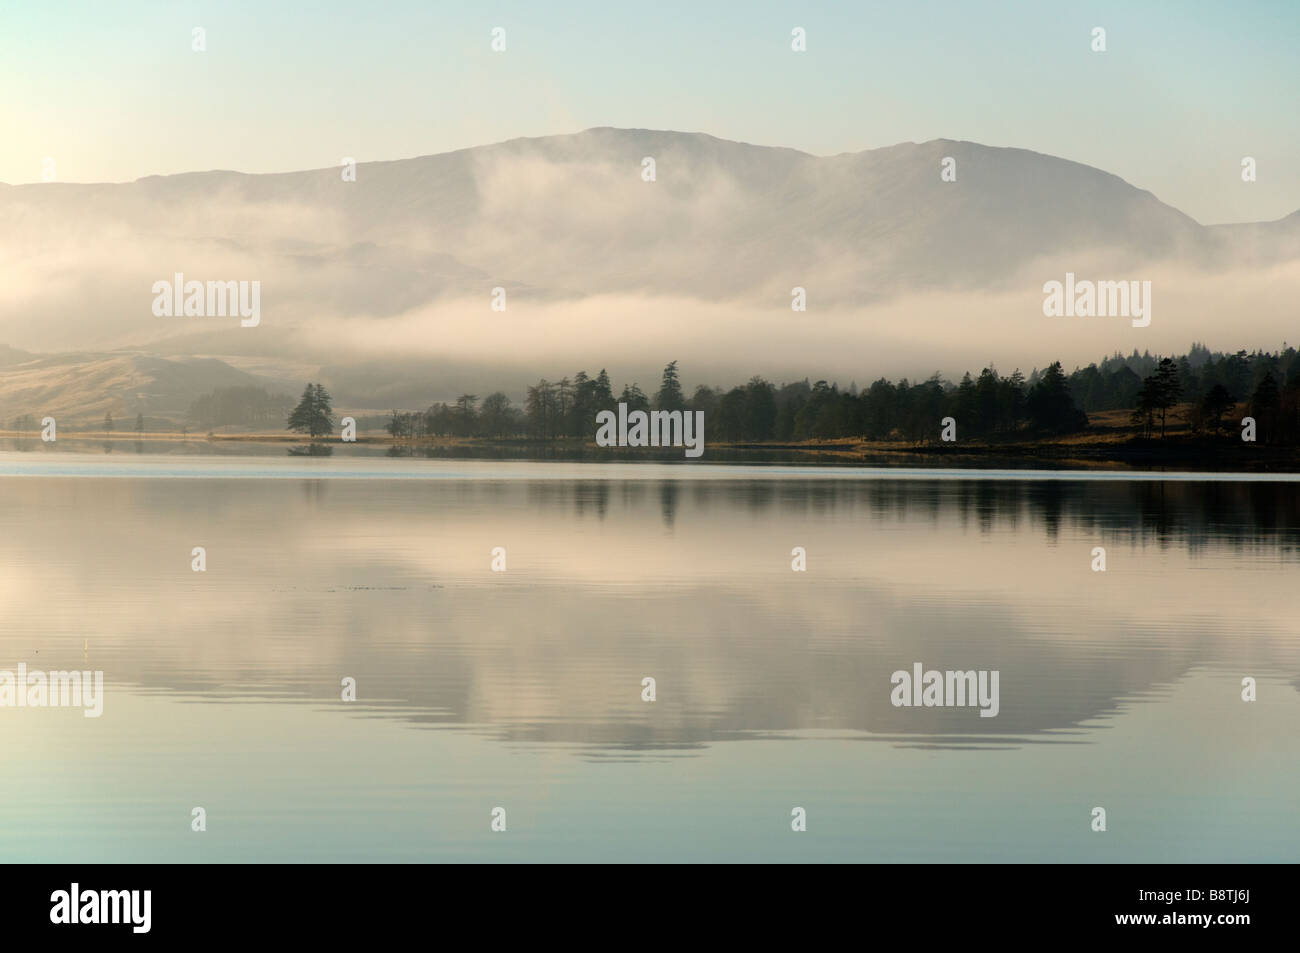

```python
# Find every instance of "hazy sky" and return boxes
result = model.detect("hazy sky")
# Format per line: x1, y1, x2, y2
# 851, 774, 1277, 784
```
3, 0, 1297, 224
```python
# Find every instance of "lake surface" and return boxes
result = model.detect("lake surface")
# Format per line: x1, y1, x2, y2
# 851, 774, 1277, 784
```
1, 452, 1297, 862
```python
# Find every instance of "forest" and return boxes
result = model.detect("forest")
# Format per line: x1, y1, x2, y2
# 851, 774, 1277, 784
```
384, 344, 1300, 446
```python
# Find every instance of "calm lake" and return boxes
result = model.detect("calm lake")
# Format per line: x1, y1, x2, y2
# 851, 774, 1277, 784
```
1, 450, 1297, 862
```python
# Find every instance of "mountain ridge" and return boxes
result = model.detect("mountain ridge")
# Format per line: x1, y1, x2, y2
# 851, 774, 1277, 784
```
7, 128, 1295, 226
4, 128, 1299, 417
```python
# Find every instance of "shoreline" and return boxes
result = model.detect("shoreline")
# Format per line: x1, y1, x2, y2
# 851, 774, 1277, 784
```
1, 430, 1296, 471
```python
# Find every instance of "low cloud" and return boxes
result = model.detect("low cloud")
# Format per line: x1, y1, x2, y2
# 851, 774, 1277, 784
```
3, 133, 1299, 398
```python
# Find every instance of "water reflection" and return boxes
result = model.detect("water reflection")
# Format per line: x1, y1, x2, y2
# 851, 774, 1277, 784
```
0, 471, 1294, 756
288, 443, 334, 457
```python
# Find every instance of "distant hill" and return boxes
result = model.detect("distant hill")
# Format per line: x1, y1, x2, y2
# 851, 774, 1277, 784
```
0, 353, 285, 426
3, 128, 1299, 410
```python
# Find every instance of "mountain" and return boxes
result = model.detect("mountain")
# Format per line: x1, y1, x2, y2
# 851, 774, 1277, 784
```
2, 128, 1298, 415
0, 353, 292, 426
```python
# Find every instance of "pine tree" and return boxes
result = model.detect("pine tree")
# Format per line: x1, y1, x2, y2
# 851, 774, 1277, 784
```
454, 394, 478, 436
311, 384, 335, 437
1250, 372, 1281, 444
594, 369, 614, 409
288, 383, 335, 438
287, 384, 316, 435
1153, 358, 1181, 437
1027, 361, 1087, 434
655, 360, 686, 411
1131, 378, 1157, 437
619, 383, 650, 414
1200, 384, 1233, 435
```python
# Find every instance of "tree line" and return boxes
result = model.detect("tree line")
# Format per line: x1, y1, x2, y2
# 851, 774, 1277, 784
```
1099, 346, 1300, 443
382, 344, 1300, 446
10, 344, 1295, 445
382, 359, 1085, 443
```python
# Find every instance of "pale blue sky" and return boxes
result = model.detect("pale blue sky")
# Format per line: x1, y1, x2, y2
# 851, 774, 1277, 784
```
3, 0, 1296, 223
